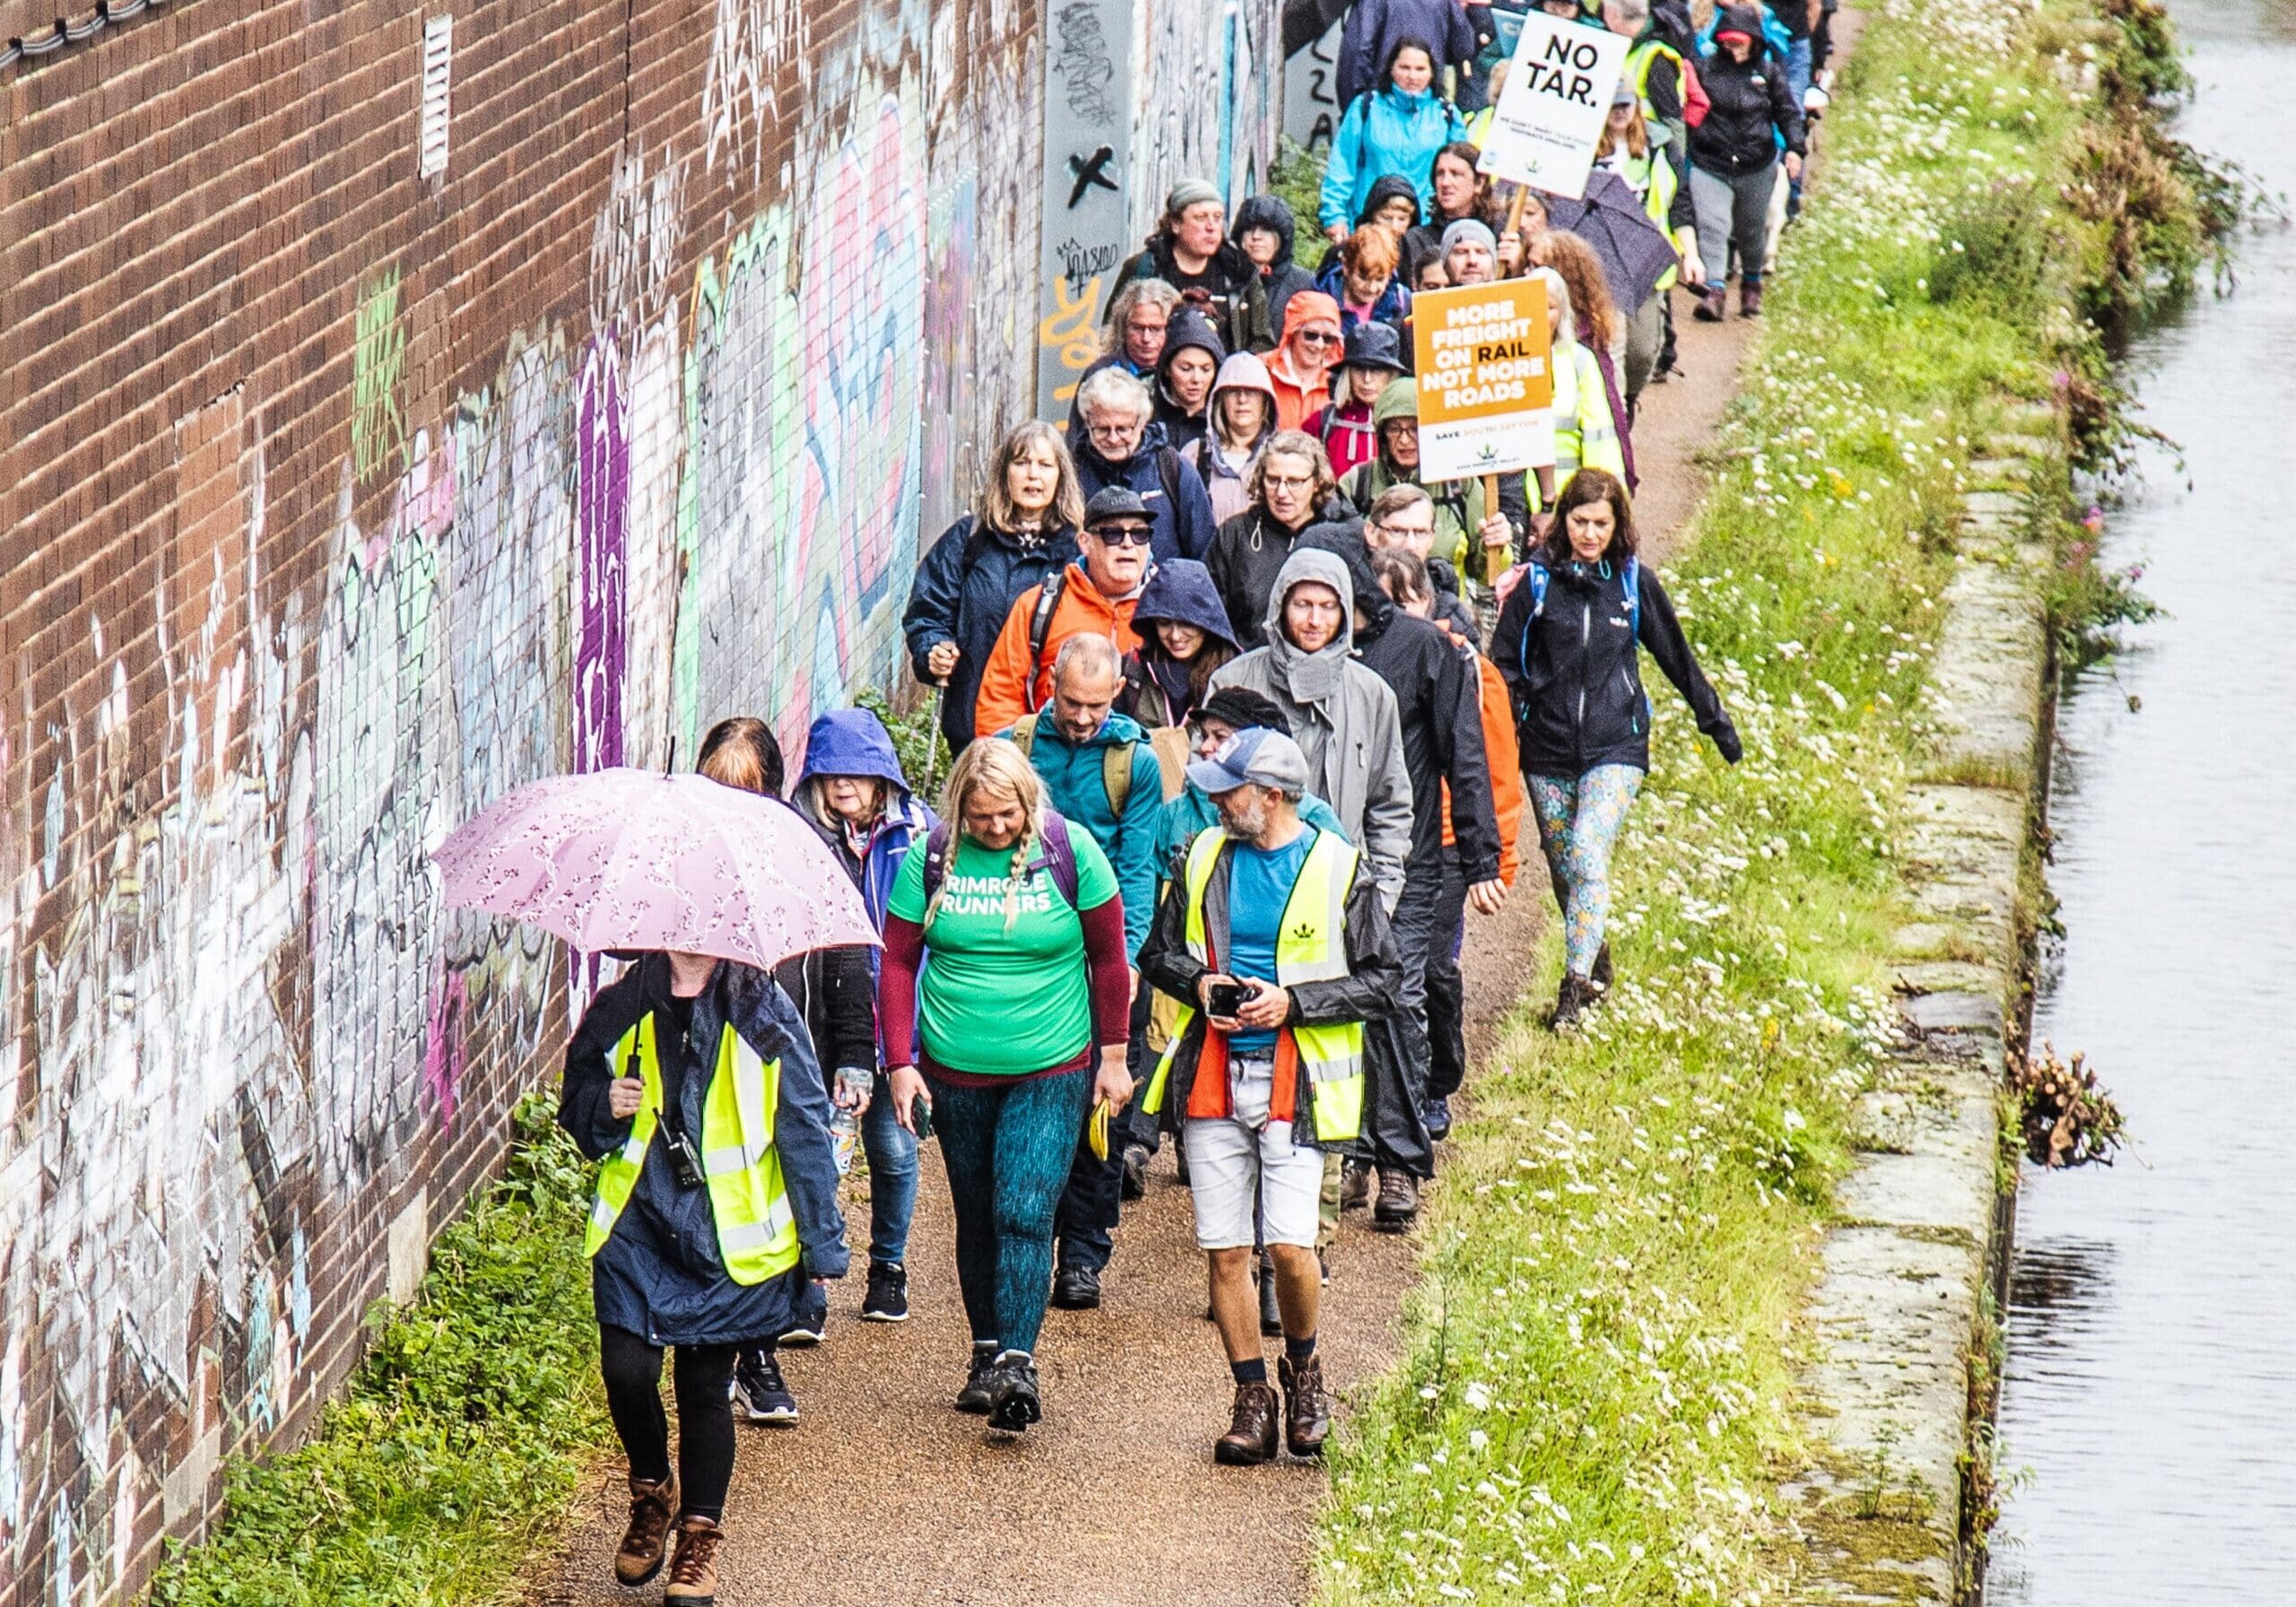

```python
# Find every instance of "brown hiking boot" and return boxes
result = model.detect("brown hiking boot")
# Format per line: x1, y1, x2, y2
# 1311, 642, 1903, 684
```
1373, 1169, 1420, 1231
1740, 281, 1764, 317
663, 1516, 726, 1605
1280, 1353, 1333, 1457
1339, 1159, 1374, 1211
1213, 1380, 1282, 1465
613, 1474, 676, 1585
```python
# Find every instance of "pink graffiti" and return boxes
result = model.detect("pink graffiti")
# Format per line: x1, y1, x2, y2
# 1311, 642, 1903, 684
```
422, 967, 469, 1128
576, 338, 631, 774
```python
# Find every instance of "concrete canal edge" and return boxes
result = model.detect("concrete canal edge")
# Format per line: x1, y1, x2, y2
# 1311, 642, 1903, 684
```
1780, 401, 2065, 1603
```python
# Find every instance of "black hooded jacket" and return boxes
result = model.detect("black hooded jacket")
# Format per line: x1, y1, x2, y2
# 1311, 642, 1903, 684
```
1301, 528, 1504, 885
1206, 497, 1363, 645
1110, 233, 1275, 357
1691, 12, 1808, 177
1153, 308, 1228, 455
1232, 195, 1319, 334
1490, 552, 1742, 777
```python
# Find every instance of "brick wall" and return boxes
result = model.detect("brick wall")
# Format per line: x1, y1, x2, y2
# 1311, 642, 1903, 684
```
0, 0, 1280, 1601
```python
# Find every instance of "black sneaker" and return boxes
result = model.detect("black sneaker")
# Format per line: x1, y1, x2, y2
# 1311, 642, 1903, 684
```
778, 1288, 827, 1347
955, 1342, 998, 1414
1050, 1262, 1101, 1310
1119, 1144, 1150, 1202
985, 1350, 1041, 1432
1423, 1096, 1454, 1142
730, 1351, 797, 1425
862, 1261, 909, 1323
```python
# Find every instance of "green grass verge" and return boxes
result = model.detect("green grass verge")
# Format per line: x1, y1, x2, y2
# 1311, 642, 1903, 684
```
150, 1097, 609, 1607
1315, 0, 2201, 1600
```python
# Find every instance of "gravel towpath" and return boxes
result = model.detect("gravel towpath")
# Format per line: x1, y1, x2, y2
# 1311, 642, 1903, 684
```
537, 307, 1756, 1607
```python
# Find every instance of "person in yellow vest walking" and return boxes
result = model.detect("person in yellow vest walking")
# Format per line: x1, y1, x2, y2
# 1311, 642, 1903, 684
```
559, 925, 848, 1603
1139, 727, 1401, 1465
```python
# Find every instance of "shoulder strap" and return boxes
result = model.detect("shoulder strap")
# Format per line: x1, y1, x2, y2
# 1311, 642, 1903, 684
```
1158, 447, 1182, 520
1518, 561, 1552, 681
921, 821, 955, 907
1010, 718, 1037, 759
1039, 812, 1082, 909
1622, 556, 1641, 631
1101, 741, 1138, 818
1023, 571, 1068, 708
956, 515, 991, 574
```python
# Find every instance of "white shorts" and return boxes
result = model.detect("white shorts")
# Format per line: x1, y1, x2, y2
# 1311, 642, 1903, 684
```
1183, 1054, 1325, 1250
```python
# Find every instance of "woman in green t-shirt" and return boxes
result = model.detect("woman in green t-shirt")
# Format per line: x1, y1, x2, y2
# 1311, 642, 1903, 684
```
879, 738, 1134, 1432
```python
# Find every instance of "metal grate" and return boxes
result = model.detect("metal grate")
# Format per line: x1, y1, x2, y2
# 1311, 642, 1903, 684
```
418, 13, 452, 179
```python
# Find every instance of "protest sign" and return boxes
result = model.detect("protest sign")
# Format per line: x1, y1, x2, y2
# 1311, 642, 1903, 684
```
1410, 279, 1552, 484
1474, 13, 1629, 200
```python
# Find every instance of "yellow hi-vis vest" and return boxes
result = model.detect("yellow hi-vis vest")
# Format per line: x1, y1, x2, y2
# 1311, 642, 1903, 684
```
584, 1012, 800, 1283
1143, 827, 1367, 1143
1626, 38, 1684, 120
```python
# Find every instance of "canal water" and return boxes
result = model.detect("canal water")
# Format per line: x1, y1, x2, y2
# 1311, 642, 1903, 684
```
1988, 0, 2296, 1599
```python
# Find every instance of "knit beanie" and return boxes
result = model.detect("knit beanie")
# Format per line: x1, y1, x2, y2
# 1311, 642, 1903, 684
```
1167, 178, 1224, 216
1440, 219, 1499, 259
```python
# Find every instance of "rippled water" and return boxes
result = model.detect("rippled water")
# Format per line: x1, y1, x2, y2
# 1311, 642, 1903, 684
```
1988, 1, 2296, 1599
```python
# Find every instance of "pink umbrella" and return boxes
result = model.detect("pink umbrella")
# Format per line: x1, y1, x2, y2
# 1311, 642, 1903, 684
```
431, 768, 879, 969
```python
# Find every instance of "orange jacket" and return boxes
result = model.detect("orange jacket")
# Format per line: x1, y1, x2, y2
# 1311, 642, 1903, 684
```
1267, 291, 1342, 432
1442, 647, 1525, 888
970, 564, 1144, 740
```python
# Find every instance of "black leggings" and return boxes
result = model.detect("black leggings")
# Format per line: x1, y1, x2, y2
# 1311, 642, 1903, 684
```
598, 1325, 740, 1521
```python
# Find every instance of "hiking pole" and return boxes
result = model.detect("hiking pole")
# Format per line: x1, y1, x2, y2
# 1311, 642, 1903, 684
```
922, 680, 946, 798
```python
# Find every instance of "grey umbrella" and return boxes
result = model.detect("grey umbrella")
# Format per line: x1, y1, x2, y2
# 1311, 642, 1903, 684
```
1537, 169, 1681, 312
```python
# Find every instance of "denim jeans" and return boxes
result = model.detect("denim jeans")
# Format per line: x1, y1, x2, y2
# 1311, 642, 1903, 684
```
929, 1065, 1094, 1354
861, 1070, 920, 1265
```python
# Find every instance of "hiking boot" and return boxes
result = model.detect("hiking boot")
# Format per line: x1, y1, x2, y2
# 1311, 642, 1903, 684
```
662, 1516, 726, 1606
1423, 1095, 1454, 1142
1280, 1354, 1333, 1458
1257, 1255, 1283, 1336
1050, 1262, 1101, 1310
862, 1260, 909, 1323
1693, 286, 1727, 322
985, 1350, 1041, 1432
1373, 1170, 1420, 1232
1739, 281, 1764, 317
613, 1474, 677, 1585
730, 1350, 796, 1425
1550, 972, 1596, 1030
1214, 1380, 1282, 1465
954, 1342, 998, 1414
1120, 1143, 1151, 1201
1591, 942, 1613, 991
1339, 1160, 1374, 1212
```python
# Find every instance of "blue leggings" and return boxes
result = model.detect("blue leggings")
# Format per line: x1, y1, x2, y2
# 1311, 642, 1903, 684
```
1527, 765, 1645, 979
927, 1066, 1094, 1356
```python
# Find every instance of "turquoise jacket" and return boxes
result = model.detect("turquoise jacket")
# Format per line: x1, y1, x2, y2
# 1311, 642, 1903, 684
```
1005, 708, 1167, 962
1320, 86, 1467, 232
1153, 786, 1352, 881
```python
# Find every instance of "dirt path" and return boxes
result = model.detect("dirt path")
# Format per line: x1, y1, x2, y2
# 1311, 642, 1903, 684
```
537, 315, 1758, 1607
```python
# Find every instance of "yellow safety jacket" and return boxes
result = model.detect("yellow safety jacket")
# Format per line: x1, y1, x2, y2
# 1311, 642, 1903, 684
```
1144, 828, 1367, 1143
1552, 339, 1627, 488
584, 1013, 800, 1284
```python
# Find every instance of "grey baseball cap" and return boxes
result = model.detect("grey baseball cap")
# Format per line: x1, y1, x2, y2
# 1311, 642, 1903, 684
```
1187, 727, 1309, 795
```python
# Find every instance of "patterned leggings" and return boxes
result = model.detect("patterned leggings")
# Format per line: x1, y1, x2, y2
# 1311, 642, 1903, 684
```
1527, 765, 1645, 979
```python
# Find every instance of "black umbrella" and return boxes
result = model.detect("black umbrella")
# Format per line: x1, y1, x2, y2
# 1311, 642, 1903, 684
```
1537, 169, 1681, 312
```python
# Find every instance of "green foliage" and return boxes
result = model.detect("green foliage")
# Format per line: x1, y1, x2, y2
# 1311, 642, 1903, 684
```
151, 1096, 610, 1607
1316, 0, 2205, 1599
854, 683, 951, 801
1268, 137, 1334, 274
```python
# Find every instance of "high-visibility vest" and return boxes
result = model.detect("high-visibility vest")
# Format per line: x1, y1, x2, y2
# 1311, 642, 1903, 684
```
1626, 38, 1683, 119
1143, 828, 1367, 1143
1552, 340, 1626, 487
584, 1012, 800, 1284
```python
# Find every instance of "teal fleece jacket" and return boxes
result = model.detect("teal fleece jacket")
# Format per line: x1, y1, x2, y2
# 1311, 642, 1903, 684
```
1005, 708, 1168, 962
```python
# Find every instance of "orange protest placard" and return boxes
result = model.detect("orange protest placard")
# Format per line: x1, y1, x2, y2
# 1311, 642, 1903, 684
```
1410, 279, 1552, 481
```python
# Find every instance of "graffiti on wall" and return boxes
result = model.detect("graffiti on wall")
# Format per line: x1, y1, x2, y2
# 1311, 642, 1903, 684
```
702, 0, 813, 183
1035, 0, 1135, 420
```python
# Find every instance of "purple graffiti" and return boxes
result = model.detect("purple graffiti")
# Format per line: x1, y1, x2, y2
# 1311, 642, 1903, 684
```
576, 338, 631, 774
422, 966, 469, 1129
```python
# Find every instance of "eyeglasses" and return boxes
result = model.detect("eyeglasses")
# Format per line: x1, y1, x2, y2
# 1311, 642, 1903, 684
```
1091, 524, 1156, 546
1296, 330, 1342, 348
1262, 475, 1315, 491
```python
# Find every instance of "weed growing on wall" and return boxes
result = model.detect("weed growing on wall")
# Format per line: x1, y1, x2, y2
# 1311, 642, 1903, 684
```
1315, 0, 2203, 1599
151, 1097, 609, 1607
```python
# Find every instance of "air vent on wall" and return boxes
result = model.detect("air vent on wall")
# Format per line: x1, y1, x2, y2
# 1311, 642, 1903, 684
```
419, 14, 452, 179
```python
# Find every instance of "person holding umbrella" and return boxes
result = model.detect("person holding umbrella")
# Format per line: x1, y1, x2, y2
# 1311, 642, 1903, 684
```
550, 734, 853, 1603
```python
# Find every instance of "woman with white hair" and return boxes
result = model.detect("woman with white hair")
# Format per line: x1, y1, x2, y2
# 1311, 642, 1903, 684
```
878, 740, 1134, 1434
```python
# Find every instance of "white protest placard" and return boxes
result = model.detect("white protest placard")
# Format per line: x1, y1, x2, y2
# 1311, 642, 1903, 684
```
1474, 15, 1630, 200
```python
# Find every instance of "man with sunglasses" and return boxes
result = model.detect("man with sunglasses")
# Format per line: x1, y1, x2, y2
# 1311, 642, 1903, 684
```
972, 489, 1161, 740
1070, 364, 1219, 566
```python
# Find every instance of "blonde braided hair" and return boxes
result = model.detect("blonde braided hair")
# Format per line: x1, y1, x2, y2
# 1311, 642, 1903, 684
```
927, 737, 1048, 934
